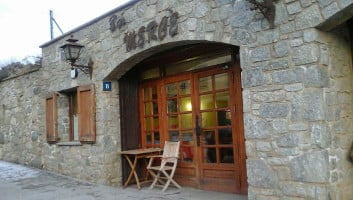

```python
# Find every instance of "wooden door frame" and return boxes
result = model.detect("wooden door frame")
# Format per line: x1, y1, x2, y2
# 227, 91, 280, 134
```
136, 63, 247, 193
191, 64, 246, 193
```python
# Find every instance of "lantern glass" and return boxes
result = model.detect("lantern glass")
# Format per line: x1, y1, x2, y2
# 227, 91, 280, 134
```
60, 39, 84, 64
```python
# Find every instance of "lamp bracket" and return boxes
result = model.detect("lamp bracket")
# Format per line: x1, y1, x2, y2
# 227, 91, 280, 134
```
72, 58, 93, 79
247, 0, 276, 29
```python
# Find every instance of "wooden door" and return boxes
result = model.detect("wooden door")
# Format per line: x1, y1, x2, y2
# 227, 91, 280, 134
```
192, 65, 246, 193
139, 63, 246, 194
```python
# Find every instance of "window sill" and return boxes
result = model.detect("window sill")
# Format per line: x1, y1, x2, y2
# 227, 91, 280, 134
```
57, 141, 82, 146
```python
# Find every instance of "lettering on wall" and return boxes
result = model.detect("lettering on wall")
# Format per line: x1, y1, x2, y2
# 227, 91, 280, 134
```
109, 10, 179, 52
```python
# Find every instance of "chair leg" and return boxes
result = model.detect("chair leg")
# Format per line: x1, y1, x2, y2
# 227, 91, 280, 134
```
161, 169, 181, 192
149, 170, 160, 190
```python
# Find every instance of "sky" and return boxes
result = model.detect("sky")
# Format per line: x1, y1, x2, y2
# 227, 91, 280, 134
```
0, 0, 130, 65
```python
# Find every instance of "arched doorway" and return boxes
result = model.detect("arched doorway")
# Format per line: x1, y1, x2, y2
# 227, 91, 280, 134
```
119, 43, 247, 194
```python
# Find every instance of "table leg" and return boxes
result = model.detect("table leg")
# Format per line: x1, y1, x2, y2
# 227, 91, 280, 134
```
123, 155, 141, 189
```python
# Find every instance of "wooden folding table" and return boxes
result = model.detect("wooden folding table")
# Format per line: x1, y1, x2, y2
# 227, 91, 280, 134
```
118, 148, 161, 189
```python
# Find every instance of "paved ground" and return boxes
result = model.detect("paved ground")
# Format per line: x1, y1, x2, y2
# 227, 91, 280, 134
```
0, 160, 248, 200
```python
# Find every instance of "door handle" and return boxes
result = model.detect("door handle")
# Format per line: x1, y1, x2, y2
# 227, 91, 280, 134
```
195, 115, 202, 146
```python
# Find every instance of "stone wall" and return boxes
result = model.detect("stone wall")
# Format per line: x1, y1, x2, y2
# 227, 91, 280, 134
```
0, 69, 44, 168
242, 26, 353, 199
1, 0, 353, 198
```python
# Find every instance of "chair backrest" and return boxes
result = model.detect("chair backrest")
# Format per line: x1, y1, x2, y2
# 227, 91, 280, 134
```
162, 141, 180, 163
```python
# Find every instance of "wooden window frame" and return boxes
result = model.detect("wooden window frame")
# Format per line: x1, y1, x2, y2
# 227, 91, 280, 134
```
45, 84, 96, 144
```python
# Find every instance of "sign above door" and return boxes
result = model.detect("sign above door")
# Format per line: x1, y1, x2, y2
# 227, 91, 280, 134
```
109, 10, 179, 52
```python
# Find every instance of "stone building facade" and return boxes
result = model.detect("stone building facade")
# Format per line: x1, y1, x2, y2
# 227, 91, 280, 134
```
1, 0, 353, 199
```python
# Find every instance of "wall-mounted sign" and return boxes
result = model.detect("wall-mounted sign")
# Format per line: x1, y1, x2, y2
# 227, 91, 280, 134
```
109, 10, 179, 52
103, 81, 112, 91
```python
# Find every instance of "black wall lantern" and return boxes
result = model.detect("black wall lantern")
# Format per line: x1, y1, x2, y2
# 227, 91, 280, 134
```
60, 36, 93, 79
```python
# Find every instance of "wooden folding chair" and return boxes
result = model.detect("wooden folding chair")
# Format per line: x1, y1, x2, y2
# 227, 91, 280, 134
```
147, 141, 181, 192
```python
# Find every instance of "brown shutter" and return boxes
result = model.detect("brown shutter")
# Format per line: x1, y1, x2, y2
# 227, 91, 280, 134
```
77, 84, 96, 143
46, 93, 58, 143
119, 70, 140, 183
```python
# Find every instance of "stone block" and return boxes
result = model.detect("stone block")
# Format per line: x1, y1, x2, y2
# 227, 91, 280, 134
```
289, 123, 308, 131
219, 4, 233, 21
259, 103, 289, 118
281, 182, 316, 198
338, 92, 352, 104
292, 43, 319, 65
30, 157, 42, 168
264, 59, 290, 71
242, 90, 251, 112
246, 141, 257, 158
0, 133, 5, 144
290, 150, 330, 183
320, 45, 329, 66
244, 115, 272, 139
318, 0, 334, 7
338, 0, 353, 7
287, 1, 302, 14
301, 0, 312, 7
322, 2, 340, 19
31, 131, 39, 142
242, 68, 268, 88
295, 5, 323, 30
273, 41, 289, 58
280, 21, 295, 35
276, 167, 291, 181
303, 89, 325, 121
247, 159, 278, 188
195, 1, 211, 17
272, 119, 288, 134
276, 147, 301, 156
311, 123, 331, 148
252, 90, 286, 102
229, 1, 255, 27
232, 29, 256, 45
215, 0, 233, 6
257, 29, 279, 45
250, 46, 271, 62
277, 133, 299, 147
303, 29, 327, 43
272, 68, 304, 84
285, 83, 303, 92
256, 141, 272, 152
290, 38, 304, 47
304, 65, 329, 88
275, 2, 289, 25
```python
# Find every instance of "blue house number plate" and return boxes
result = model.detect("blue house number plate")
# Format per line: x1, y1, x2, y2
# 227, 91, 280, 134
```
103, 81, 112, 91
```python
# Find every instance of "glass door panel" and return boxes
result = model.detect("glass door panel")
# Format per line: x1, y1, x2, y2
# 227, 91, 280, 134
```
198, 72, 235, 164
179, 81, 191, 95
181, 113, 192, 129
165, 79, 194, 163
141, 85, 161, 148
201, 112, 216, 128
200, 94, 213, 110
215, 92, 230, 108
199, 76, 212, 93
180, 97, 192, 112
215, 73, 229, 90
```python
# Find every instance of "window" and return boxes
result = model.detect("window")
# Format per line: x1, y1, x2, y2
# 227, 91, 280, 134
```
46, 84, 96, 144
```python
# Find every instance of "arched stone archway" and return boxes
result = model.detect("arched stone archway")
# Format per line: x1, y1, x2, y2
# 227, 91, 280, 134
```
117, 42, 247, 194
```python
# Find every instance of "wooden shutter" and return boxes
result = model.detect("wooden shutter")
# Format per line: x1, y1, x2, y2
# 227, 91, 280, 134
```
46, 93, 58, 143
77, 84, 96, 143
